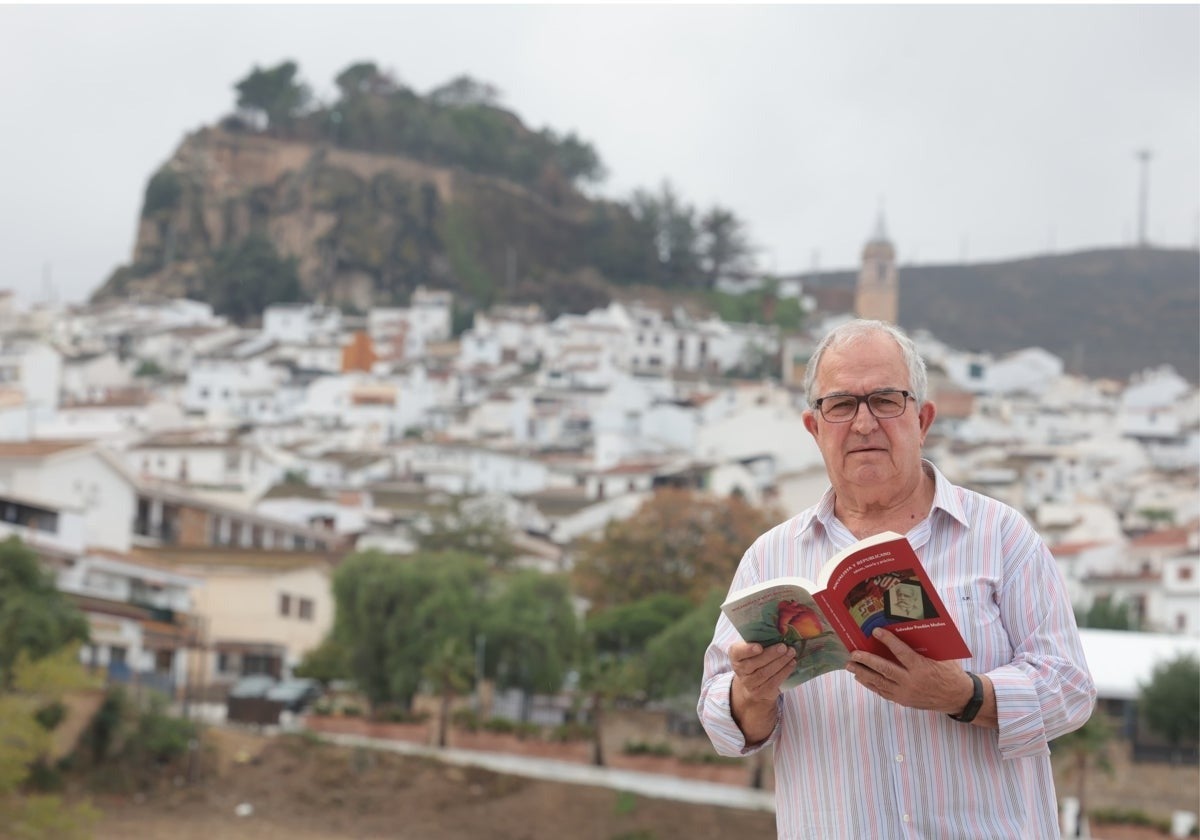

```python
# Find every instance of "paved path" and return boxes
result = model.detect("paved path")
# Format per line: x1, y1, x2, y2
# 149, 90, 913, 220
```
314, 730, 776, 813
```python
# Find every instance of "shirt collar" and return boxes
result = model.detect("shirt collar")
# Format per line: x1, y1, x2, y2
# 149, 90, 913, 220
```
797, 459, 970, 540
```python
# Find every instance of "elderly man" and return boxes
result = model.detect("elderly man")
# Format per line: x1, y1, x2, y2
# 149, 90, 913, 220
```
698, 319, 1095, 838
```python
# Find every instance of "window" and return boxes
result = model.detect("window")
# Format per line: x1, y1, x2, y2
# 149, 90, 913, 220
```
109, 646, 126, 665
154, 649, 173, 674
1180, 566, 1194, 581
279, 593, 291, 617
243, 654, 274, 676
299, 598, 314, 621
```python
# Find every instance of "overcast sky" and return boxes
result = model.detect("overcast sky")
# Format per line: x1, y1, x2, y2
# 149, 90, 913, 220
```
2, 4, 1197, 306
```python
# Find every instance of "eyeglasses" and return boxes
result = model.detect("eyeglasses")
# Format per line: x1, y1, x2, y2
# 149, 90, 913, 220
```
812, 389, 913, 423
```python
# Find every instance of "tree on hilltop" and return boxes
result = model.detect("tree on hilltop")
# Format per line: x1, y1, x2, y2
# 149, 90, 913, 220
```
235, 60, 311, 132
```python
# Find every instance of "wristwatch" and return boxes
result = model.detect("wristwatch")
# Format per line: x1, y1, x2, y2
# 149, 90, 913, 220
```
949, 671, 984, 723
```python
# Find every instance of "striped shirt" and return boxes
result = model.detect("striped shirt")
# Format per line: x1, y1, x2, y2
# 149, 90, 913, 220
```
698, 462, 1096, 839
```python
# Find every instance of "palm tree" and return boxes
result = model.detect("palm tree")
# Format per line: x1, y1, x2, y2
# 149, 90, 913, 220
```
422, 638, 474, 748
1052, 712, 1114, 837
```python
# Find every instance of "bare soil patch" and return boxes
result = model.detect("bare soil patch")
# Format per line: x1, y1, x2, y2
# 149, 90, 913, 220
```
89, 728, 776, 840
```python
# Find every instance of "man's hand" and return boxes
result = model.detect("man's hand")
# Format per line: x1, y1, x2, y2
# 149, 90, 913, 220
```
846, 628, 975, 714
729, 640, 796, 745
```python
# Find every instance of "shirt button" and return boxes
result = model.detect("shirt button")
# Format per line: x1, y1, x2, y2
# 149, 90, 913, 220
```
895, 754, 904, 762
903, 814, 911, 823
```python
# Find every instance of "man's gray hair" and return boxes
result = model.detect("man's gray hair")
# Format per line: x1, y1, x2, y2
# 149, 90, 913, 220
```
803, 320, 928, 407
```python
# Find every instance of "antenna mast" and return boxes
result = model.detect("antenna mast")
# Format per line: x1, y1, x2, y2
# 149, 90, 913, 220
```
1136, 149, 1153, 248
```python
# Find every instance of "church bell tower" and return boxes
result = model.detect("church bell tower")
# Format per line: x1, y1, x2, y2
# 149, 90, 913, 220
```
854, 212, 898, 324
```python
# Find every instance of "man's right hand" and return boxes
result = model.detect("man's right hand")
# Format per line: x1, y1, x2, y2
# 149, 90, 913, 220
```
729, 640, 796, 745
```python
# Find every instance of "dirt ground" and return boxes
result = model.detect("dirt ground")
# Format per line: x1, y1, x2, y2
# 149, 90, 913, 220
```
84, 727, 1180, 840
88, 728, 777, 840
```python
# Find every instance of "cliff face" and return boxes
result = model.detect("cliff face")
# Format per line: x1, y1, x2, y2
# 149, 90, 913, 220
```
96, 127, 603, 311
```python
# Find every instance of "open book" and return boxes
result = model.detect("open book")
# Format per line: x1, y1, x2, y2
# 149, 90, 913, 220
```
721, 531, 971, 689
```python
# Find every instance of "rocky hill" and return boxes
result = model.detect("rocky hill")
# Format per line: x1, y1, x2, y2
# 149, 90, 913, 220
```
94, 125, 627, 315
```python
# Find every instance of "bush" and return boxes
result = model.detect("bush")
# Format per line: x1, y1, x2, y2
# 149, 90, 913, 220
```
452, 708, 481, 731
1090, 808, 1171, 833
482, 717, 516, 735
479, 717, 541, 739
34, 701, 67, 731
384, 707, 427, 724
548, 721, 593, 743
622, 740, 674, 758
679, 750, 743, 766
132, 694, 196, 763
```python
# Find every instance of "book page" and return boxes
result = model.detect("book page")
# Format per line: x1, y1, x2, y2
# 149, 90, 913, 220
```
721, 584, 850, 689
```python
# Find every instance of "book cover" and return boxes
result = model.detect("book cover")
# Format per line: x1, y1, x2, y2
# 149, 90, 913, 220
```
720, 531, 971, 688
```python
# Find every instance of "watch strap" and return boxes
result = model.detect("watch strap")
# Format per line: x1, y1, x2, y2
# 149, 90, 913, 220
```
949, 671, 984, 723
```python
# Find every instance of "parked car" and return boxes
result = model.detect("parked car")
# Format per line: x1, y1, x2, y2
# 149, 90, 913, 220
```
266, 677, 322, 712
228, 674, 276, 698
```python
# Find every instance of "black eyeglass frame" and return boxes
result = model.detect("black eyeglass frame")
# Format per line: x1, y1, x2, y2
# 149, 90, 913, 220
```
811, 389, 914, 423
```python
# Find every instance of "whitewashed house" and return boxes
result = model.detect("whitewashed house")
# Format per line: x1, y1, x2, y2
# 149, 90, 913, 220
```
0, 339, 62, 428
0, 487, 88, 557
298, 369, 438, 441
695, 388, 824, 478
129, 323, 243, 377
460, 304, 545, 369
406, 442, 550, 495
60, 349, 133, 402
41, 390, 164, 443
125, 428, 284, 495
943, 346, 1064, 396
1161, 548, 1200, 634
1119, 366, 1200, 471
368, 287, 453, 362
182, 352, 288, 421
0, 440, 138, 554
263, 303, 342, 345
285, 450, 395, 490
59, 552, 202, 694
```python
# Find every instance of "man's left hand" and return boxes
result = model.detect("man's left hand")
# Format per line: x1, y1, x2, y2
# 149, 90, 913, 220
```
847, 628, 973, 714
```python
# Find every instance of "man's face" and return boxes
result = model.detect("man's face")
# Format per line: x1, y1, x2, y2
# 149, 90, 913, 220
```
802, 333, 935, 493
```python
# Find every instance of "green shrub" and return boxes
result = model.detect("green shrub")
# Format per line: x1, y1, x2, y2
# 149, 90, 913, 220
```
384, 707, 427, 724
452, 708, 481, 731
34, 701, 67, 731
1090, 807, 1171, 833
621, 740, 674, 758
548, 721, 593, 743
679, 750, 742, 766
143, 168, 183, 217
482, 717, 516, 735
133, 694, 196, 763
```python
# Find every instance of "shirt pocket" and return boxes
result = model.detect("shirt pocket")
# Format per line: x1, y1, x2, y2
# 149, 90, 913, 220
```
943, 581, 1008, 670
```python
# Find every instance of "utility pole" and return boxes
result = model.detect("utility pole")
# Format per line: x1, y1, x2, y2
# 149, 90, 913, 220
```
1135, 149, 1153, 248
